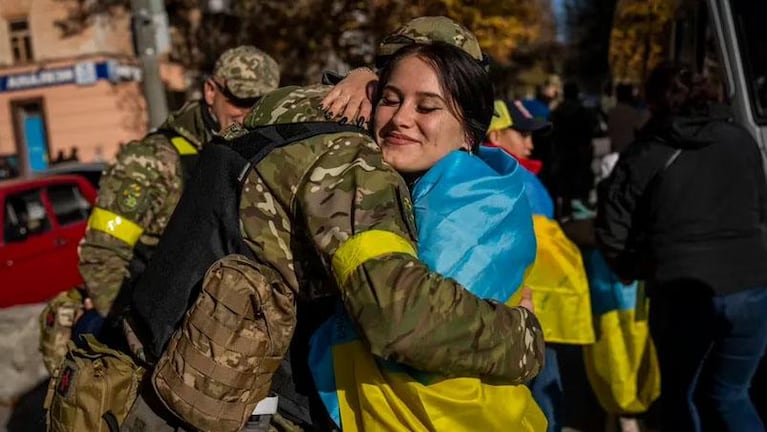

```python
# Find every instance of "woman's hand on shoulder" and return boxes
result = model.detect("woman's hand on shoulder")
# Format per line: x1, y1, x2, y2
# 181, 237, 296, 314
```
321, 67, 378, 128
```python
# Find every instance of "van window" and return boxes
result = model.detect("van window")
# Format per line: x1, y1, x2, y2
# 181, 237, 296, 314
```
48, 183, 91, 226
4, 189, 51, 242
732, 0, 767, 123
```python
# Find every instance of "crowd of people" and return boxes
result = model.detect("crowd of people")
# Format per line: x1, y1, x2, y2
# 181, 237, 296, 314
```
36, 15, 767, 432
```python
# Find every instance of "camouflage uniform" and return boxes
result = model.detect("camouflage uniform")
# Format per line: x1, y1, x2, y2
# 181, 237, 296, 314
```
78, 46, 279, 316
234, 85, 544, 383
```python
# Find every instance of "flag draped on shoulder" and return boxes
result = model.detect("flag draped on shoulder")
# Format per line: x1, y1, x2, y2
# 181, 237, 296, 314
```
309, 147, 546, 431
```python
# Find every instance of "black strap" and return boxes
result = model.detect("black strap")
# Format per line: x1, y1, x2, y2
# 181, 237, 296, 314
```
647, 146, 683, 193
226, 122, 366, 181
178, 153, 199, 185
627, 144, 684, 279
102, 411, 120, 432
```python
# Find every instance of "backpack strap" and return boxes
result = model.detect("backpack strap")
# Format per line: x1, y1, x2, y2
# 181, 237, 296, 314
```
169, 136, 198, 155
168, 135, 200, 185
226, 122, 366, 182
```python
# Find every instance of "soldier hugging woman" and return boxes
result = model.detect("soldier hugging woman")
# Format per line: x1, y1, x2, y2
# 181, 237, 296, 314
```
47, 17, 547, 432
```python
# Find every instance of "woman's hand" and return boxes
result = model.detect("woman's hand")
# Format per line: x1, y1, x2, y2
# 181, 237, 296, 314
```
321, 67, 378, 127
519, 287, 535, 313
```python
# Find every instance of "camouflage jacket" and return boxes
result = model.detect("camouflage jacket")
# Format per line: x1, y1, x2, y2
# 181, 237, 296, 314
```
79, 101, 213, 316
230, 85, 544, 382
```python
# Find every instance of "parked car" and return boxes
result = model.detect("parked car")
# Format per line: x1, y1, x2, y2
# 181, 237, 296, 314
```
41, 161, 107, 189
0, 175, 97, 307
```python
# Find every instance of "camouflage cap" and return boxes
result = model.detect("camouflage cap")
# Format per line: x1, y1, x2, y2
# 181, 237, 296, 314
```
376, 16, 484, 66
244, 85, 331, 128
213, 45, 280, 99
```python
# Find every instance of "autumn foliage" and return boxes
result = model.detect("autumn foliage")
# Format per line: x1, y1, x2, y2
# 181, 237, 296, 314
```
55, 0, 554, 85
609, 0, 677, 85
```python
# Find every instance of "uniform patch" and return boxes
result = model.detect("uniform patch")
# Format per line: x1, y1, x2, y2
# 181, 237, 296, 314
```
117, 181, 148, 214
57, 366, 75, 396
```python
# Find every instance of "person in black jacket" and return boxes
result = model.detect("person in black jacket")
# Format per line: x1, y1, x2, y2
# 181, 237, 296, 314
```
596, 62, 767, 432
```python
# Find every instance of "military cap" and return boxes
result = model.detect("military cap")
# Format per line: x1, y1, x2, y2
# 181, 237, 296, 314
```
213, 45, 280, 99
376, 16, 486, 68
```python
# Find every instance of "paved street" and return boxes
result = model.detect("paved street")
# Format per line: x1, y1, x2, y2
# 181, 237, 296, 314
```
0, 304, 49, 432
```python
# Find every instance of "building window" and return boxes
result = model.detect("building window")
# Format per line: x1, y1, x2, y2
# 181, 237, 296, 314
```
9, 18, 34, 63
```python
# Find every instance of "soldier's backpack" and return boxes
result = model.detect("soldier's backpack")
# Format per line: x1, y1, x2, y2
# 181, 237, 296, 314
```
119, 133, 201, 304
45, 334, 145, 432
125, 122, 363, 432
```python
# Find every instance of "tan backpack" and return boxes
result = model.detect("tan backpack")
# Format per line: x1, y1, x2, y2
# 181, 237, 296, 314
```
39, 288, 84, 375
151, 254, 296, 432
44, 334, 145, 432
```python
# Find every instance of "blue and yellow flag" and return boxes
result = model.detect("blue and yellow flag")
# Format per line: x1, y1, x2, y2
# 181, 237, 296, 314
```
581, 249, 660, 414
309, 148, 546, 431
522, 215, 595, 345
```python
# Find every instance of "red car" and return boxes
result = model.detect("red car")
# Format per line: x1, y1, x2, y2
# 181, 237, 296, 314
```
0, 175, 97, 307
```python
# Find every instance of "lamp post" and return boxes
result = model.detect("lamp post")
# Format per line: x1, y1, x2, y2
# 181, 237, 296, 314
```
131, 0, 170, 129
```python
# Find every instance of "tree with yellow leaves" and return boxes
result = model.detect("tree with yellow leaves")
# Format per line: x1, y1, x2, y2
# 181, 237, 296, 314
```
55, 0, 555, 85
609, 0, 677, 85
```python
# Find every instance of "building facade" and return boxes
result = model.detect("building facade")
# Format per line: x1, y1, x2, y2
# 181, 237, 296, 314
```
0, 0, 166, 176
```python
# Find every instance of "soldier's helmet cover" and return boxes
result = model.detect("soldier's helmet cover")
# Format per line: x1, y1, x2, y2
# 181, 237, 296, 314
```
376, 16, 486, 68
213, 45, 280, 99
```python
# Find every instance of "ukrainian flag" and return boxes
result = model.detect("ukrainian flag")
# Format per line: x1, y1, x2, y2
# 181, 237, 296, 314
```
521, 215, 595, 345
581, 249, 660, 414
309, 148, 546, 431
505, 154, 594, 345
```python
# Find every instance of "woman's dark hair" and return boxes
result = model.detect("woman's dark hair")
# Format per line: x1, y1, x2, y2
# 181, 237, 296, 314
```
645, 62, 719, 117
374, 42, 494, 151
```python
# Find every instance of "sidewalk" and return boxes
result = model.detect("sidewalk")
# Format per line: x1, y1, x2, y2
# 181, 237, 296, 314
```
0, 303, 49, 432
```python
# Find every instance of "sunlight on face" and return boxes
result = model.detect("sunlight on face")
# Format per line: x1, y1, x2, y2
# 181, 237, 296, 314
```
373, 55, 469, 174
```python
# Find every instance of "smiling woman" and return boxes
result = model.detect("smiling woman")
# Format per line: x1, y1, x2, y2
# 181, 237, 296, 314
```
373, 42, 494, 175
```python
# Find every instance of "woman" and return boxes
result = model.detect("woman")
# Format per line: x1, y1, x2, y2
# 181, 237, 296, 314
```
310, 42, 545, 431
597, 62, 767, 431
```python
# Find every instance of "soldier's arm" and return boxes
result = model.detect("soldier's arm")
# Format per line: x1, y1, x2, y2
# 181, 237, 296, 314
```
298, 135, 544, 383
78, 136, 182, 316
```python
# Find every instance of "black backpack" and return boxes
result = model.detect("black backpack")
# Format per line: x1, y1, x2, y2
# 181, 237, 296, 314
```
126, 122, 363, 359
122, 122, 362, 428
119, 132, 200, 302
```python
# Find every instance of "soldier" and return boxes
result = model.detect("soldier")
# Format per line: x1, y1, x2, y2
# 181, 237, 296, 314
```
79, 45, 279, 318
120, 18, 543, 432
123, 83, 545, 432
39, 46, 279, 375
